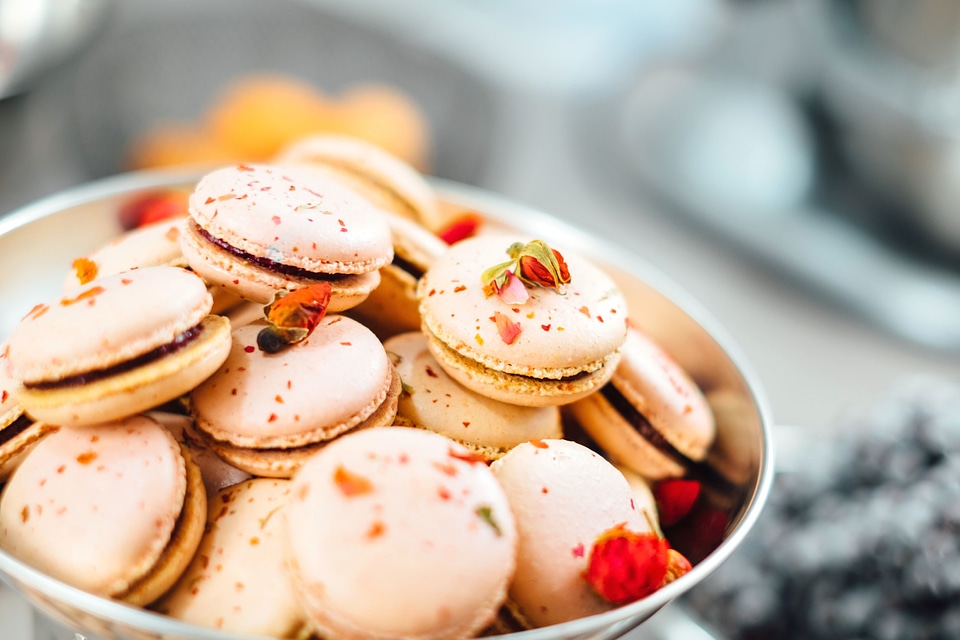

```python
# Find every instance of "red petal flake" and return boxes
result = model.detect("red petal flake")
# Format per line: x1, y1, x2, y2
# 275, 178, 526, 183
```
653, 479, 702, 526
493, 311, 521, 345
496, 271, 529, 304
333, 466, 374, 497
438, 213, 482, 245
582, 525, 670, 604
72, 257, 98, 285
118, 190, 189, 230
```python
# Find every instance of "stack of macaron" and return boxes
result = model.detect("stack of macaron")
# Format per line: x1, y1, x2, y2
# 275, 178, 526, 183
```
0, 134, 723, 640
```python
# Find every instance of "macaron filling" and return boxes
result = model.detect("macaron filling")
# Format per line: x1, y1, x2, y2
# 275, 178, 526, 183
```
23, 323, 204, 390
0, 414, 33, 446
600, 382, 696, 468
194, 224, 351, 281
391, 253, 424, 279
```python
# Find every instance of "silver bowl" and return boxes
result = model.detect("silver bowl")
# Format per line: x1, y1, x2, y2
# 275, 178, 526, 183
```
0, 169, 774, 640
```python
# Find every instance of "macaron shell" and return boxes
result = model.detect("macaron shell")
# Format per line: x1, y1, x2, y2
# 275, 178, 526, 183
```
1, 343, 22, 427
490, 439, 648, 628
418, 234, 628, 377
191, 316, 393, 449
63, 218, 187, 291
181, 219, 380, 309
274, 134, 440, 225
188, 164, 393, 274
0, 415, 186, 598
385, 332, 561, 456
156, 479, 308, 637
15, 315, 232, 427
7, 266, 213, 384
285, 427, 517, 640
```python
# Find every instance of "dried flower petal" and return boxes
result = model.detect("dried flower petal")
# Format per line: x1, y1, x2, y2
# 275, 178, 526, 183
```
493, 311, 522, 345
653, 479, 702, 527
438, 213, 482, 245
333, 466, 374, 497
662, 548, 692, 586
582, 524, 670, 604
72, 258, 98, 285
497, 271, 529, 304
257, 283, 332, 353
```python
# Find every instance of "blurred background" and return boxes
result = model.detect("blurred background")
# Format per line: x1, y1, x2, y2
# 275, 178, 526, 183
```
3, 0, 960, 637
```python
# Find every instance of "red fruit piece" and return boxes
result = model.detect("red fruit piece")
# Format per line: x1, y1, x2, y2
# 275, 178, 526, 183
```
582, 524, 670, 604
653, 479, 701, 526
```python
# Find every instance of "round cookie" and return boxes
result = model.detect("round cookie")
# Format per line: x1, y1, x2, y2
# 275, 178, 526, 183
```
569, 325, 715, 480
285, 426, 517, 640
6, 266, 232, 427
384, 331, 561, 460
490, 439, 651, 628
155, 478, 308, 637
180, 163, 393, 310
0, 414, 206, 606
417, 235, 628, 406
189, 315, 401, 478
274, 134, 441, 229
348, 214, 449, 339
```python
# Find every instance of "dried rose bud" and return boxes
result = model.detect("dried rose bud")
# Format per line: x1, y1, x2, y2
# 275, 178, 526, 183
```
257, 283, 332, 353
582, 524, 670, 604
653, 479, 702, 527
662, 548, 692, 586
518, 248, 570, 290
480, 239, 571, 301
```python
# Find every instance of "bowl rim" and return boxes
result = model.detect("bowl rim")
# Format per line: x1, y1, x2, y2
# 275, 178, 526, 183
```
0, 167, 776, 640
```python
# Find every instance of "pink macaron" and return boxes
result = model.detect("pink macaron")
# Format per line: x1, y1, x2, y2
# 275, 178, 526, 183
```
569, 325, 716, 480
180, 163, 393, 311
5, 265, 232, 427
284, 426, 517, 640
189, 315, 400, 478
490, 438, 652, 628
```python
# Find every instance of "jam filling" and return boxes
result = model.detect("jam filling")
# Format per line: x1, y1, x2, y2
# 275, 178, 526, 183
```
198, 227, 349, 281
0, 413, 33, 446
25, 324, 204, 390
392, 254, 424, 279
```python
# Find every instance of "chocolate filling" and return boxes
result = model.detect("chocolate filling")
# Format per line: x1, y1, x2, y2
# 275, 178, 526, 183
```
391, 253, 424, 279
198, 227, 349, 281
0, 413, 33, 446
25, 324, 204, 390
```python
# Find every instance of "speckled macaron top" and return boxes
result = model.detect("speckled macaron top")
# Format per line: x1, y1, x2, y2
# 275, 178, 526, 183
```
190, 315, 393, 449
490, 439, 649, 628
63, 218, 187, 290
6, 265, 213, 385
418, 235, 628, 377
0, 415, 186, 597
0, 344, 23, 428
285, 426, 517, 640
156, 478, 306, 636
188, 163, 393, 275
385, 332, 561, 456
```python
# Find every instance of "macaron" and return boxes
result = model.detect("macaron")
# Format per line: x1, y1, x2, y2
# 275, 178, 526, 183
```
155, 478, 308, 637
489, 438, 651, 628
0, 345, 57, 481
0, 414, 206, 606
417, 235, 628, 407
274, 134, 442, 229
384, 331, 562, 460
569, 325, 716, 480
63, 217, 243, 315
5, 266, 232, 427
189, 315, 401, 478
180, 163, 393, 311
284, 426, 517, 640
348, 214, 449, 339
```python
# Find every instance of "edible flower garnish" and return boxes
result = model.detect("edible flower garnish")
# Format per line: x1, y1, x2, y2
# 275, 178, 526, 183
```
481, 240, 570, 300
653, 479, 702, 527
437, 212, 482, 245
582, 523, 671, 604
493, 311, 522, 344
257, 283, 332, 353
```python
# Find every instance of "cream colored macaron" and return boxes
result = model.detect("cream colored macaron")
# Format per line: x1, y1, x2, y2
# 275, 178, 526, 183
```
190, 315, 401, 478
0, 414, 206, 606
417, 235, 628, 407
569, 325, 716, 480
5, 266, 232, 427
285, 426, 517, 640
490, 439, 651, 628
155, 478, 308, 637
384, 331, 561, 460
180, 163, 393, 311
